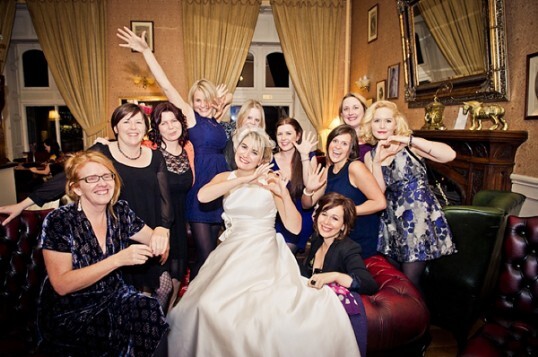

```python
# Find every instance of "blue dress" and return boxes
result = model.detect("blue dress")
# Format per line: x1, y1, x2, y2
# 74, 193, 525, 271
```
326, 161, 380, 259
271, 155, 314, 251
37, 201, 168, 355
375, 147, 456, 262
186, 113, 228, 223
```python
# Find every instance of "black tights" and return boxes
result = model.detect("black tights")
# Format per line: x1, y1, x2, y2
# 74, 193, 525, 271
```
189, 222, 221, 279
402, 261, 426, 292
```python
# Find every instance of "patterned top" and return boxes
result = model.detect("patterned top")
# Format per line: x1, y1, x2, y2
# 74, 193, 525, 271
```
37, 201, 168, 355
161, 147, 190, 175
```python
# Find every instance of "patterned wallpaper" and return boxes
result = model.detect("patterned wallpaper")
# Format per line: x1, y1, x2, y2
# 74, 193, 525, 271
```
350, 0, 537, 177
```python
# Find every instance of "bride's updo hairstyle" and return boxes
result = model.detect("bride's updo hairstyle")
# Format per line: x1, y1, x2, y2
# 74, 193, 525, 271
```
232, 126, 275, 164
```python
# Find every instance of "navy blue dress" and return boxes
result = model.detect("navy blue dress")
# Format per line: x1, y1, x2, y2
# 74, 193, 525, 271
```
271, 154, 314, 251
326, 161, 380, 259
186, 113, 228, 223
37, 201, 168, 356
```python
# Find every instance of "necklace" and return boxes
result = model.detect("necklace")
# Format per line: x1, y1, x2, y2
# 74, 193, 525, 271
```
117, 143, 142, 160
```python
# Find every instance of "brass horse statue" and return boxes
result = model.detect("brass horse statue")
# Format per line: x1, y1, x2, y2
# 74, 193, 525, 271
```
462, 101, 508, 130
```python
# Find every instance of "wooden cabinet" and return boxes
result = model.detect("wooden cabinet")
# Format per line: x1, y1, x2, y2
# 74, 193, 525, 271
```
413, 130, 528, 205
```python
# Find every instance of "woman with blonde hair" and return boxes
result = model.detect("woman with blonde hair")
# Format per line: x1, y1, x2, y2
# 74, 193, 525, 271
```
224, 99, 266, 170
339, 92, 372, 161
362, 100, 457, 288
167, 127, 360, 356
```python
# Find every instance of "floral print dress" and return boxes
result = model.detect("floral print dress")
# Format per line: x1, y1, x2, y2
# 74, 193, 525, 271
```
375, 147, 456, 262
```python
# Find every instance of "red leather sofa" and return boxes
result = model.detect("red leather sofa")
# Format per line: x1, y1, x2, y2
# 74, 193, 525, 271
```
461, 215, 538, 356
363, 254, 430, 355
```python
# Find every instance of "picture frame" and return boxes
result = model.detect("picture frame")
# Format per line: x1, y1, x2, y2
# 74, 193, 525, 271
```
376, 80, 386, 102
131, 21, 154, 52
367, 4, 378, 43
525, 51, 538, 119
387, 63, 400, 99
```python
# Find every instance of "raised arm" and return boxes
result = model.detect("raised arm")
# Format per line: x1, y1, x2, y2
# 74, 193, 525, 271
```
117, 27, 195, 128
301, 163, 327, 209
266, 173, 301, 234
390, 135, 456, 163
294, 131, 318, 186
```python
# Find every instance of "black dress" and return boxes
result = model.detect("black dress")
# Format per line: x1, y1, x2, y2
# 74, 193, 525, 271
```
29, 143, 172, 289
160, 147, 193, 281
37, 201, 168, 355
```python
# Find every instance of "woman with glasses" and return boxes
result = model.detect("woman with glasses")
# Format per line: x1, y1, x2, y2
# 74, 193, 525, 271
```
37, 151, 168, 355
0, 103, 174, 310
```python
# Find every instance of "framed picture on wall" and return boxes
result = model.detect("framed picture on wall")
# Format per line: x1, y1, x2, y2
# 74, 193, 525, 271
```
368, 4, 378, 43
376, 80, 386, 102
131, 21, 154, 52
387, 63, 400, 99
525, 51, 538, 119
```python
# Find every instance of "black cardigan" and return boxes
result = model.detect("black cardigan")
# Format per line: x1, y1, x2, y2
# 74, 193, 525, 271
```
300, 234, 379, 295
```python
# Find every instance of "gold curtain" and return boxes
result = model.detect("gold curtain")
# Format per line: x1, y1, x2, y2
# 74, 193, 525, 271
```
271, 0, 345, 133
26, 0, 107, 145
0, 0, 16, 74
419, 0, 486, 77
181, 0, 261, 91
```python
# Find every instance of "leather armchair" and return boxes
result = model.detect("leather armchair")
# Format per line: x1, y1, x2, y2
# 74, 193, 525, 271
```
420, 190, 525, 348
0, 209, 53, 355
363, 255, 430, 355
461, 215, 538, 356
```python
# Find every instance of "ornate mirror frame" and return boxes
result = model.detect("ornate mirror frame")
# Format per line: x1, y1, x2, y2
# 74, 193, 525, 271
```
397, 0, 509, 107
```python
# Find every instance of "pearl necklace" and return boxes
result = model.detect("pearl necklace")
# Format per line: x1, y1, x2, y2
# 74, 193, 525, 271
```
117, 143, 142, 160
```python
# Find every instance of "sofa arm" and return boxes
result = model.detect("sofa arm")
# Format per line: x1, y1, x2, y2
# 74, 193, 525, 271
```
421, 206, 505, 345
362, 255, 429, 352
0, 209, 53, 355
472, 190, 525, 216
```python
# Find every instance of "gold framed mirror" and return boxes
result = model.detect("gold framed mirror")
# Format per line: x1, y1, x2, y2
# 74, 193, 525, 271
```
397, 0, 509, 107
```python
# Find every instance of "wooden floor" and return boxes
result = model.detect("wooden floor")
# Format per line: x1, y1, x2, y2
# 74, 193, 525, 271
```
425, 325, 459, 357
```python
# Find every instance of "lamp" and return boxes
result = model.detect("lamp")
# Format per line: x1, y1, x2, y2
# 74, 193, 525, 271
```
48, 110, 59, 121
355, 75, 371, 91
133, 75, 156, 89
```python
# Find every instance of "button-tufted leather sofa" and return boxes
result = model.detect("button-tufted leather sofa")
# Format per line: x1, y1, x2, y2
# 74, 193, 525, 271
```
363, 255, 430, 355
0, 209, 53, 355
461, 215, 538, 356
420, 190, 526, 348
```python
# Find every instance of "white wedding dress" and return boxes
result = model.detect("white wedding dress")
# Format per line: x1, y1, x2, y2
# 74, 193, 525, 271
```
167, 173, 360, 356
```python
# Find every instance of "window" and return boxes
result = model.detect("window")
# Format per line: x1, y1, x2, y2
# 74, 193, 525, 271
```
22, 49, 49, 87
237, 52, 254, 88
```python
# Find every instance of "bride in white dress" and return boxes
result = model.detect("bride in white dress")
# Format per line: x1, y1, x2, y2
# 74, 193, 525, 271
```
167, 127, 360, 356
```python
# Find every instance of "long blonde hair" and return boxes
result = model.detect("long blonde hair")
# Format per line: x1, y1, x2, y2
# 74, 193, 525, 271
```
236, 99, 265, 129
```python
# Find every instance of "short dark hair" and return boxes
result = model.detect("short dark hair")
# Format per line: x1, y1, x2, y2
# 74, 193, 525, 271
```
110, 103, 149, 138
312, 192, 356, 240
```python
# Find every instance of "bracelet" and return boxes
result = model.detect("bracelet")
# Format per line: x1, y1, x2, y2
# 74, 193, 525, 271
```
408, 135, 413, 148
303, 188, 315, 197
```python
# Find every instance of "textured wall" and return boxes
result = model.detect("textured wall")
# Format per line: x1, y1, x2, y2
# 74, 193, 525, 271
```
106, 0, 187, 137
350, 0, 538, 177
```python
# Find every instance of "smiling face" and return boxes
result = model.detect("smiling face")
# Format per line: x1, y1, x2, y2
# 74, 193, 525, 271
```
113, 112, 147, 147
158, 111, 183, 142
327, 133, 353, 165
192, 89, 212, 117
242, 108, 263, 129
316, 205, 345, 240
276, 124, 300, 152
341, 96, 365, 130
371, 107, 397, 140
72, 162, 115, 209
235, 135, 263, 171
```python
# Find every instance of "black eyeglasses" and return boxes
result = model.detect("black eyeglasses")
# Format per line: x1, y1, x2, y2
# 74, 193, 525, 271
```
78, 173, 115, 183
